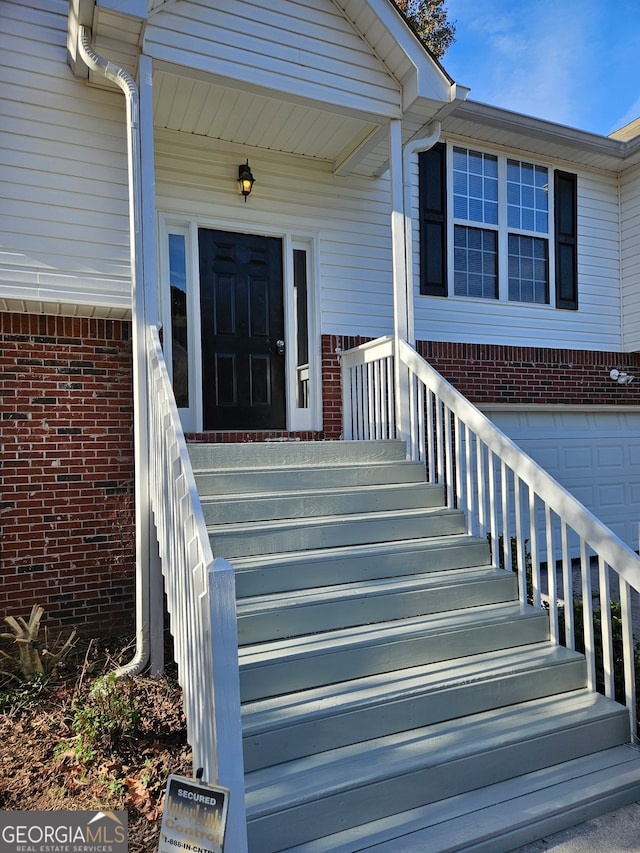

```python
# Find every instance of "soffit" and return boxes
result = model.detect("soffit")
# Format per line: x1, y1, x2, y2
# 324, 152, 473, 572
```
152, 66, 383, 171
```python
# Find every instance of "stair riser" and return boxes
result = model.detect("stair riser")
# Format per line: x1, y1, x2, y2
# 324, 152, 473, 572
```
202, 484, 443, 524
212, 511, 467, 559
246, 712, 630, 852
189, 439, 408, 470
242, 656, 587, 772
195, 461, 426, 495
237, 573, 518, 645
234, 539, 491, 597
239, 612, 549, 702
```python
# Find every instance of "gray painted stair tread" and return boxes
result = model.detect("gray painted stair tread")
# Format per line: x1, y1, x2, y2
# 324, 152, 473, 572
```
284, 745, 640, 852
232, 533, 488, 571
244, 691, 628, 817
241, 643, 583, 734
208, 505, 462, 535
239, 601, 544, 667
201, 482, 438, 503
237, 565, 511, 614
200, 482, 443, 521
194, 461, 427, 494
188, 439, 409, 468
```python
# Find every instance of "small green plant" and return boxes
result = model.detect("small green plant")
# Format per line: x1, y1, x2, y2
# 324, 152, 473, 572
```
0, 671, 48, 715
73, 671, 140, 753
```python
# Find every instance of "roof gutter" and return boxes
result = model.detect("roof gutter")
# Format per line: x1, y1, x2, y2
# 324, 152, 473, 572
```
77, 26, 151, 678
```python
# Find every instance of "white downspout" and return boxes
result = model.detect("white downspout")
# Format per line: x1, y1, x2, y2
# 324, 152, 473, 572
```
402, 121, 442, 346
78, 27, 151, 677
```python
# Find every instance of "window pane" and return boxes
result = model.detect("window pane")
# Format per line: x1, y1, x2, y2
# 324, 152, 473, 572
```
508, 234, 549, 303
293, 249, 310, 409
453, 225, 498, 299
507, 158, 548, 234
453, 147, 498, 225
169, 233, 189, 408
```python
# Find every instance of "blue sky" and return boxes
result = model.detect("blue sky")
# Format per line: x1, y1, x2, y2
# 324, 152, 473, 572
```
440, 0, 640, 137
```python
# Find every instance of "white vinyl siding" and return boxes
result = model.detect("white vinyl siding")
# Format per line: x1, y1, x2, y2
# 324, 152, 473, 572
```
413, 151, 623, 351
154, 130, 394, 339
144, 0, 401, 119
0, 0, 132, 316
620, 164, 640, 351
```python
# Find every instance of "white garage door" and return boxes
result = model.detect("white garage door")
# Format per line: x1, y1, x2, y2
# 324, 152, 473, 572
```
488, 409, 640, 551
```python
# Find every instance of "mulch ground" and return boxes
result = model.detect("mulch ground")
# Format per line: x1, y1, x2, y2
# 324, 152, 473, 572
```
0, 634, 193, 852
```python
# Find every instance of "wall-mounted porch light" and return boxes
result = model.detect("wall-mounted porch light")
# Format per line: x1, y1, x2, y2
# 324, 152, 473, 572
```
238, 160, 255, 201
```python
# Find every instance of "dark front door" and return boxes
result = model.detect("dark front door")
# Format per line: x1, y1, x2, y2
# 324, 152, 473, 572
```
199, 228, 286, 430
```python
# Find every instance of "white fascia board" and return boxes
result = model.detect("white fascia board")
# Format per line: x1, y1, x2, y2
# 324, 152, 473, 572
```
448, 100, 628, 170
335, 0, 454, 109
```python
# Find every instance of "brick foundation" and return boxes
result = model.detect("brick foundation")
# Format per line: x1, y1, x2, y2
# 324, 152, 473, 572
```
416, 341, 640, 406
1, 313, 135, 637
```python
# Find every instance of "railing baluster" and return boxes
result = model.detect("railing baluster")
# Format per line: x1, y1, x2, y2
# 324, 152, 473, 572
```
500, 461, 511, 573
435, 394, 444, 484
465, 425, 474, 536
581, 538, 596, 693
545, 505, 558, 643
620, 578, 637, 740
598, 557, 614, 699
561, 521, 574, 650
476, 438, 486, 538
488, 449, 497, 566
445, 405, 454, 508
514, 477, 527, 603
454, 413, 462, 513
409, 369, 418, 461
417, 378, 426, 464
529, 489, 541, 609
427, 387, 435, 481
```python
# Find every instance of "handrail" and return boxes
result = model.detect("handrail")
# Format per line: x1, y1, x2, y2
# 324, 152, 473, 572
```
341, 336, 640, 738
146, 325, 248, 851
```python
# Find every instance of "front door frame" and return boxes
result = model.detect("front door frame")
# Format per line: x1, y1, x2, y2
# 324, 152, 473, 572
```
159, 213, 321, 434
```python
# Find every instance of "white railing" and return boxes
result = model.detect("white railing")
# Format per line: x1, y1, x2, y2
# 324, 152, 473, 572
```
146, 326, 248, 851
342, 336, 640, 738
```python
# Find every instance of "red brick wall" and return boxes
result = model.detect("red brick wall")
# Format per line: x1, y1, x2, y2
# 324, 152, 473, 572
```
320, 335, 640, 440
416, 341, 640, 406
1, 313, 135, 637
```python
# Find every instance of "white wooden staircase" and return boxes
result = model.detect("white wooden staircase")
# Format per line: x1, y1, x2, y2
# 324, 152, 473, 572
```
188, 438, 640, 853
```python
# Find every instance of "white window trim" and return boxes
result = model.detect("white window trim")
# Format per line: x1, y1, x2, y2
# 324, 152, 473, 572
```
446, 143, 557, 306
158, 214, 322, 433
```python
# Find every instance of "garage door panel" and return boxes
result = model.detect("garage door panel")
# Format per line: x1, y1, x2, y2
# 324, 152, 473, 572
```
490, 409, 640, 552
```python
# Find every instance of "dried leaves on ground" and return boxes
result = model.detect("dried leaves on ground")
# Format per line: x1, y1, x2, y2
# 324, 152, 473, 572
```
0, 637, 192, 853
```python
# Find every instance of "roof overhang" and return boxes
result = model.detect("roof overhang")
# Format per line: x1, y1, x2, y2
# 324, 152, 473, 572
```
440, 100, 640, 174
67, 0, 461, 177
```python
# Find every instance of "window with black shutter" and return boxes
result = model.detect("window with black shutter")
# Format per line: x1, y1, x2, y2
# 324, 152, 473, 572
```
418, 142, 578, 309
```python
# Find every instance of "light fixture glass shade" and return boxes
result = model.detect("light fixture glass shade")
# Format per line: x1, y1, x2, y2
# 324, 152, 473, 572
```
238, 160, 255, 201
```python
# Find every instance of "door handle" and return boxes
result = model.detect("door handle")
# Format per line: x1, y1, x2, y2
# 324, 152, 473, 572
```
274, 339, 285, 355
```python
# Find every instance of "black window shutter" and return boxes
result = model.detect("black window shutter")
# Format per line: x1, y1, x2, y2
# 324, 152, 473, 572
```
555, 170, 578, 310
419, 142, 447, 296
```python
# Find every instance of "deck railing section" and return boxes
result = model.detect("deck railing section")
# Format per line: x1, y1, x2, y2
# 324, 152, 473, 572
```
146, 326, 248, 851
342, 336, 640, 738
